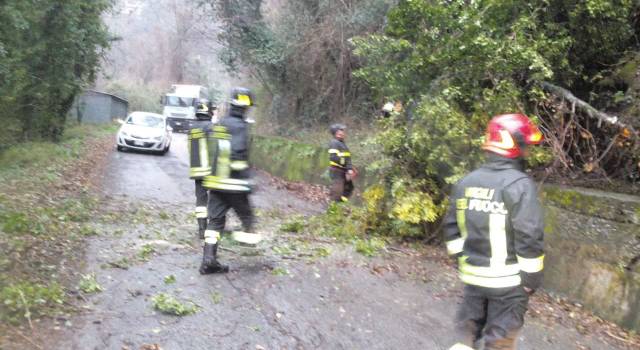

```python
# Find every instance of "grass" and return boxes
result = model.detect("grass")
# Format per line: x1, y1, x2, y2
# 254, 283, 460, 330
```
354, 237, 386, 257
279, 216, 306, 233
0, 122, 116, 327
151, 293, 199, 316
0, 123, 116, 176
0, 281, 65, 325
164, 275, 176, 284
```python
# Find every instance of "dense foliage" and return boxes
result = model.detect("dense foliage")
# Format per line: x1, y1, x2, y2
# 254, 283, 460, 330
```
347, 0, 640, 237
0, 0, 112, 147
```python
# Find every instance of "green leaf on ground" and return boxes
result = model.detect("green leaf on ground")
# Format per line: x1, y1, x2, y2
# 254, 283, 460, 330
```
314, 247, 331, 258
78, 273, 103, 293
151, 293, 199, 316
139, 244, 155, 261
271, 267, 289, 276
211, 291, 223, 304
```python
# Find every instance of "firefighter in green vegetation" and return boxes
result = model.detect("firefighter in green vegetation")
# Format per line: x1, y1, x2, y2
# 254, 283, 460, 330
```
328, 123, 356, 202
199, 87, 261, 274
188, 100, 214, 239
444, 114, 545, 350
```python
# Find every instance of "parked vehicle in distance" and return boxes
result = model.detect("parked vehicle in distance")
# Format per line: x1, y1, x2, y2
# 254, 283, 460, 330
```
161, 84, 210, 131
116, 112, 172, 155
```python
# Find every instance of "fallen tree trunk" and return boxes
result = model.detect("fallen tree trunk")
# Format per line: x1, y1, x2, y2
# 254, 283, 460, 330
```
540, 81, 638, 139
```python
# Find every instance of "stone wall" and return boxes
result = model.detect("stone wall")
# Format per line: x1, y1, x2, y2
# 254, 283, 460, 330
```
541, 186, 640, 331
250, 135, 640, 331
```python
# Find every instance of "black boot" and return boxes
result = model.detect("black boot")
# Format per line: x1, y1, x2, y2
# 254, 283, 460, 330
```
197, 218, 207, 239
199, 243, 229, 274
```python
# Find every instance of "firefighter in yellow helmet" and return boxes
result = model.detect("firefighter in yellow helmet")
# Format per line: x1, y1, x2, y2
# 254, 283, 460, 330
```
199, 88, 260, 274
444, 114, 545, 350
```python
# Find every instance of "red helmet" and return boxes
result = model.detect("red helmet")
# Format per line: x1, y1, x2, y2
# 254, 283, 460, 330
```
481, 113, 543, 158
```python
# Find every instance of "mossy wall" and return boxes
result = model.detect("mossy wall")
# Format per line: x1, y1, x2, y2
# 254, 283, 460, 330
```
541, 185, 640, 331
251, 135, 640, 331
250, 135, 379, 194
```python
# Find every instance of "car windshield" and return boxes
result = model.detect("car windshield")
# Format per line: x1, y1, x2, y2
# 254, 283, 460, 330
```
127, 114, 164, 128
165, 96, 194, 107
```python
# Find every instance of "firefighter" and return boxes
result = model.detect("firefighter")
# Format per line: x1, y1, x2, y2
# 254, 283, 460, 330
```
328, 123, 355, 202
199, 87, 260, 274
444, 113, 545, 350
188, 100, 214, 239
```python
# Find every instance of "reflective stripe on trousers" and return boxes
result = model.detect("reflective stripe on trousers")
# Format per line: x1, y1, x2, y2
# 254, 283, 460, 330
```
204, 230, 220, 244
195, 206, 207, 219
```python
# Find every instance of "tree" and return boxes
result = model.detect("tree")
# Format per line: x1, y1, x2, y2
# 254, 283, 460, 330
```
0, 0, 112, 144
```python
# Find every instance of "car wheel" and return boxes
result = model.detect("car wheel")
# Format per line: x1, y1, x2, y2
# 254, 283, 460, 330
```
117, 145, 125, 152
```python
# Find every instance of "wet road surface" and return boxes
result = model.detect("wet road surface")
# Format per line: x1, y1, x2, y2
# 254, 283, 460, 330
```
49, 133, 627, 350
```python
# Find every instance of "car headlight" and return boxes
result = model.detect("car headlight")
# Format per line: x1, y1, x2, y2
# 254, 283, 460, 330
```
120, 130, 129, 137
153, 135, 163, 141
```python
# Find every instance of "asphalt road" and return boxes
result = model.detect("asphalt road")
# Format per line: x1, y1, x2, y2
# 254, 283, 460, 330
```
48, 133, 627, 350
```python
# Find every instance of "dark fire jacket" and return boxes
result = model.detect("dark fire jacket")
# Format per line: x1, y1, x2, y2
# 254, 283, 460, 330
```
328, 138, 352, 171
443, 154, 545, 290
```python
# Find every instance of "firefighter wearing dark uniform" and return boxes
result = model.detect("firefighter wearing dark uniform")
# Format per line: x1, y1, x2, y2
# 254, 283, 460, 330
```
328, 123, 354, 202
199, 87, 261, 274
188, 100, 214, 239
444, 114, 545, 350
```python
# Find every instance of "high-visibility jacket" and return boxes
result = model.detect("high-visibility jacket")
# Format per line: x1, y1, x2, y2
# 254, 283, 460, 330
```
202, 110, 252, 193
188, 119, 214, 179
443, 154, 545, 289
328, 138, 352, 171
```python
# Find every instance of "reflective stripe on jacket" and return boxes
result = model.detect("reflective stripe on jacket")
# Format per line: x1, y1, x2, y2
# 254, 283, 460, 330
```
188, 120, 213, 179
202, 111, 252, 193
443, 154, 545, 289
328, 138, 352, 170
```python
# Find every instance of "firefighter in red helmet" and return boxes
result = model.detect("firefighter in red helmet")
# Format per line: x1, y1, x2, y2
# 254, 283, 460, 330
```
444, 114, 545, 350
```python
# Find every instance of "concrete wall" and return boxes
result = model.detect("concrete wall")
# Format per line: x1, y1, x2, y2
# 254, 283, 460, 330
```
250, 134, 640, 331
68, 90, 128, 124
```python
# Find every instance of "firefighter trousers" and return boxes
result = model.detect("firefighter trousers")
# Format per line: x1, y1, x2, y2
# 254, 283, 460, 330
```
207, 191, 254, 233
453, 284, 529, 350
194, 180, 208, 219
329, 168, 354, 202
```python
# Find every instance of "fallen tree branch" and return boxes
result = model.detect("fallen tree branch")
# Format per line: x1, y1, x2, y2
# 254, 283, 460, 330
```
540, 81, 638, 139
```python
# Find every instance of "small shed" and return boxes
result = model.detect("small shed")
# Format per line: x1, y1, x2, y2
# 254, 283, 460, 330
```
69, 90, 129, 124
